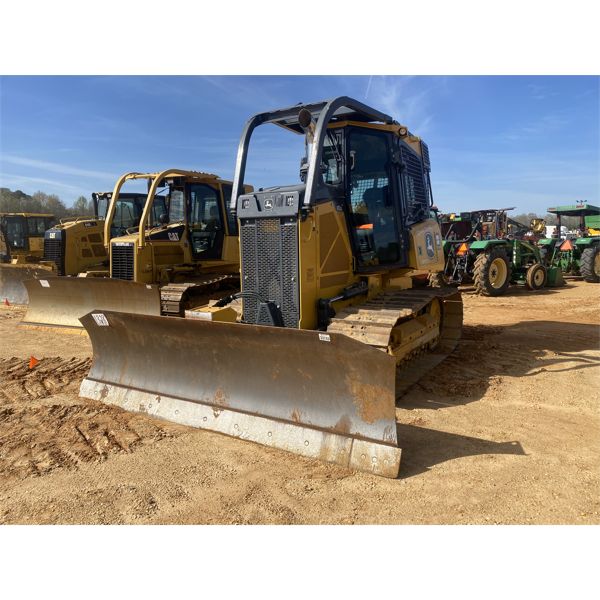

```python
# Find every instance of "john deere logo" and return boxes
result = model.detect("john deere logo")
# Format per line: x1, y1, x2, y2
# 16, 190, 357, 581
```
264, 198, 273, 209
425, 232, 435, 258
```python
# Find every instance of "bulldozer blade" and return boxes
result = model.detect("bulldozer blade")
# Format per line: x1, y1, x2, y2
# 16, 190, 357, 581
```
22, 278, 161, 329
79, 310, 402, 478
0, 264, 56, 305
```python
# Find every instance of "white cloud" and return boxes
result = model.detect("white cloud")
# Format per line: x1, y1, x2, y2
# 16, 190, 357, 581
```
1, 154, 115, 180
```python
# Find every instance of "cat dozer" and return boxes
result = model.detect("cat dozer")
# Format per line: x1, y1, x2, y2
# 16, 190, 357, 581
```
80, 97, 463, 478
0, 212, 56, 304
42, 190, 150, 277
23, 170, 246, 328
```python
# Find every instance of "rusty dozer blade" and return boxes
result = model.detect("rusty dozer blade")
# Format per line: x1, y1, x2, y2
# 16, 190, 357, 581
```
79, 310, 401, 477
0, 263, 56, 305
22, 278, 161, 329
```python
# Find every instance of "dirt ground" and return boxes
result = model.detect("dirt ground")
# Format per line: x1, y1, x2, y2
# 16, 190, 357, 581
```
0, 280, 598, 524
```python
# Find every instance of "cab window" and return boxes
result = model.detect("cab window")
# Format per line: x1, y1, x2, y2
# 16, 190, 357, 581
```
347, 129, 399, 266
151, 195, 168, 226
221, 183, 237, 235
26, 217, 48, 236
168, 189, 185, 223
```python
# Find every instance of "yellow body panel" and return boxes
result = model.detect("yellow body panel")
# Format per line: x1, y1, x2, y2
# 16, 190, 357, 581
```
49, 219, 108, 275
299, 201, 354, 329
408, 219, 445, 271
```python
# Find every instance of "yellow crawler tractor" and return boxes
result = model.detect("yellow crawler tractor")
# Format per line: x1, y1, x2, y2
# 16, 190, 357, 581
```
23, 170, 248, 328
79, 97, 463, 478
0, 212, 56, 304
42, 190, 149, 277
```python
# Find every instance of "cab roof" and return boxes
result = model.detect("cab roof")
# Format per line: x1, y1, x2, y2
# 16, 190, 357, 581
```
547, 203, 600, 217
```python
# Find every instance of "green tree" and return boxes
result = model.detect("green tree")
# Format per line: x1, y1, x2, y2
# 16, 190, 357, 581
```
72, 195, 92, 216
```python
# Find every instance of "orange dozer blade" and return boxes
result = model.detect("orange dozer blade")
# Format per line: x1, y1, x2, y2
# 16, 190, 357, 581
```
22, 277, 161, 329
0, 263, 56, 305
79, 310, 401, 477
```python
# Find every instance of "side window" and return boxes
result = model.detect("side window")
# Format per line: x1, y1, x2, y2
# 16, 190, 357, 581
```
348, 130, 399, 265
221, 184, 237, 235
27, 217, 47, 236
322, 130, 343, 185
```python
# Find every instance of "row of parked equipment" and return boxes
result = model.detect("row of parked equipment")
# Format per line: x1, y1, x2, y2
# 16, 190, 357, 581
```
437, 203, 600, 295
1, 96, 598, 478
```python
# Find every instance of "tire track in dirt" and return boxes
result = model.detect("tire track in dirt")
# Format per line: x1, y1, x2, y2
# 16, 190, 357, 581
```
0, 357, 183, 480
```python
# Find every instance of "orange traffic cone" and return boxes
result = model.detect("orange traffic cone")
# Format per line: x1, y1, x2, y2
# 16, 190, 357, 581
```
29, 356, 39, 369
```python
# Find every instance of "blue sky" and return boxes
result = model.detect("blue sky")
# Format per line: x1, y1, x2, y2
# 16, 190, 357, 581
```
0, 75, 598, 215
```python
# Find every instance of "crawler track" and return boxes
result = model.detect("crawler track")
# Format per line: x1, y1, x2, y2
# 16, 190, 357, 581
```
328, 287, 463, 398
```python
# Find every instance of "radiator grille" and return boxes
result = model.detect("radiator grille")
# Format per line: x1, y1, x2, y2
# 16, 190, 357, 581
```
44, 237, 65, 275
240, 217, 299, 328
111, 244, 134, 280
402, 146, 428, 225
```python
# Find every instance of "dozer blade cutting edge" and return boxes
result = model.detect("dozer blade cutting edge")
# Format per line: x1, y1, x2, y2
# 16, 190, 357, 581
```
0, 264, 56, 305
79, 310, 402, 477
22, 277, 161, 329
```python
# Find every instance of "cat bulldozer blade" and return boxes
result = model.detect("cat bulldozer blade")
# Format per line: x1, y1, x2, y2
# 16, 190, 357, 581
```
80, 97, 463, 477
22, 170, 248, 329
0, 212, 56, 304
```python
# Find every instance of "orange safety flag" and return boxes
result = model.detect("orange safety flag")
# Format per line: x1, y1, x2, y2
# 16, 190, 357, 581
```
560, 239, 573, 251
456, 242, 469, 255
29, 356, 39, 369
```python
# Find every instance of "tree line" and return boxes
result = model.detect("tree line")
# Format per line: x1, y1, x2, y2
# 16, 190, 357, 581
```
0, 188, 94, 219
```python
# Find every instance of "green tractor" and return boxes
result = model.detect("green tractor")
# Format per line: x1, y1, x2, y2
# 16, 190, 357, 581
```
439, 208, 562, 296
538, 203, 600, 283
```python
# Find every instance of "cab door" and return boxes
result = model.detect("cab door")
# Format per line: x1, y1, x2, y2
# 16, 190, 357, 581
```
346, 128, 405, 268
188, 183, 225, 260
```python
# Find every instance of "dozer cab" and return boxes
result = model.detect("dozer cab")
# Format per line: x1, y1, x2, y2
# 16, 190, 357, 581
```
79, 97, 463, 478
0, 212, 55, 304
23, 170, 248, 328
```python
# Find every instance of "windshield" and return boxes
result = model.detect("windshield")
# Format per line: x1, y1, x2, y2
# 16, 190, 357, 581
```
4, 216, 26, 249
110, 198, 145, 238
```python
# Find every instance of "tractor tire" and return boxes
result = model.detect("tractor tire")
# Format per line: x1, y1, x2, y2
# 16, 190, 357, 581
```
473, 249, 511, 296
580, 246, 600, 283
525, 263, 547, 290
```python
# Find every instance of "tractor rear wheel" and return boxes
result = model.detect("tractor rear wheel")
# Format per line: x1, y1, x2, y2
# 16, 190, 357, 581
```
580, 246, 600, 283
525, 263, 547, 290
473, 249, 511, 296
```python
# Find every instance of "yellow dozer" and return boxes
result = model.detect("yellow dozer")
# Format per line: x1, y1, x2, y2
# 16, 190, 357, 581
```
42, 190, 150, 277
79, 98, 463, 478
23, 170, 249, 328
0, 212, 56, 304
